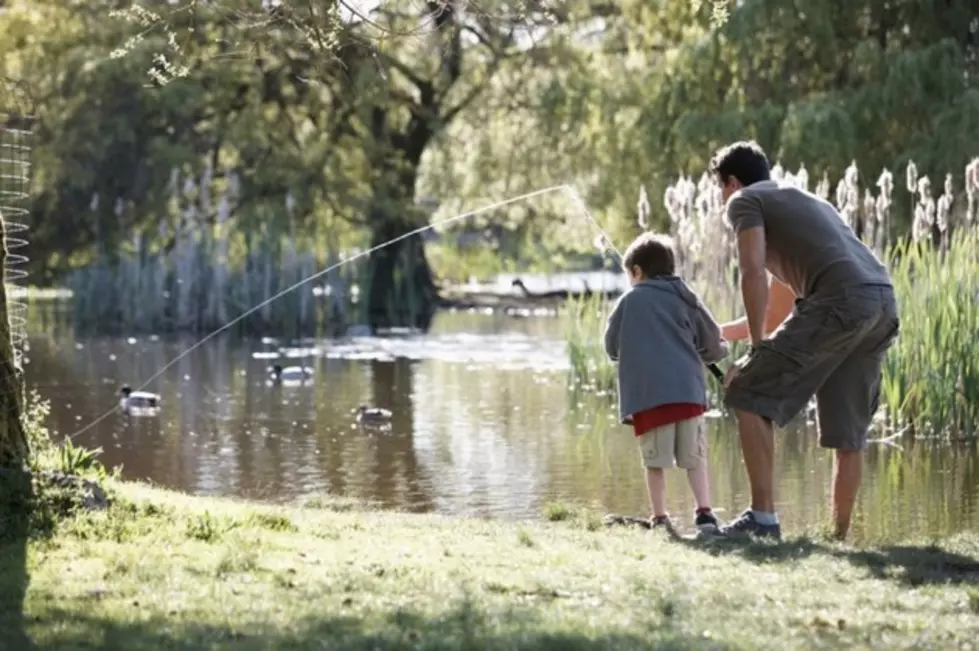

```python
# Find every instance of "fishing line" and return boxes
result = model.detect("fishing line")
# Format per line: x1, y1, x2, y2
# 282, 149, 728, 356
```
65, 183, 585, 441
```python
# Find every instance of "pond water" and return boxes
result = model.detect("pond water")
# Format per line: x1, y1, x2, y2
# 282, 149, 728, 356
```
25, 309, 979, 544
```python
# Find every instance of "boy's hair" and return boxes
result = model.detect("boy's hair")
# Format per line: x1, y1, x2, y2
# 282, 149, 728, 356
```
709, 141, 771, 187
623, 232, 676, 278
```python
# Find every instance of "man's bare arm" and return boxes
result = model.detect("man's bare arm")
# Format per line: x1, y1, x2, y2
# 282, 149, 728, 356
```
736, 226, 769, 346
720, 277, 796, 341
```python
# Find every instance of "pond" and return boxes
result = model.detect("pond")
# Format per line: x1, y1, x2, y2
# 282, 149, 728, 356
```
25, 309, 979, 544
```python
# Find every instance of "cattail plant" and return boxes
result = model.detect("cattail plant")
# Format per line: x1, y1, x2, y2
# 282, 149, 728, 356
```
966, 158, 979, 225
815, 171, 831, 200
936, 173, 954, 252
874, 169, 893, 253
636, 184, 650, 230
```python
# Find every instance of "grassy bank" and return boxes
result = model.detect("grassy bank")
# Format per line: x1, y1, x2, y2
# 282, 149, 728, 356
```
4, 478, 979, 650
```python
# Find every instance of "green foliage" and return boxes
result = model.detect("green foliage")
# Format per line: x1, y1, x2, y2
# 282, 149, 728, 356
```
565, 291, 617, 395
424, 0, 979, 248
21, 389, 54, 465
0, 391, 114, 541
55, 439, 105, 479
23, 389, 105, 478
881, 232, 979, 437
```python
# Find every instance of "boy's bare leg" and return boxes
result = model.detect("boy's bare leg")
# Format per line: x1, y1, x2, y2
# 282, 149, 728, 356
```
645, 468, 667, 516
685, 464, 711, 510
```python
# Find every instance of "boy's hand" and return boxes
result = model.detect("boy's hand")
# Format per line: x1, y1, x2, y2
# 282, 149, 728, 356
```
723, 364, 740, 388
723, 351, 753, 388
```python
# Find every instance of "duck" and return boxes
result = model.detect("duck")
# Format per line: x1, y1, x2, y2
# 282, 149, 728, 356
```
119, 385, 161, 413
270, 364, 315, 383
355, 404, 392, 425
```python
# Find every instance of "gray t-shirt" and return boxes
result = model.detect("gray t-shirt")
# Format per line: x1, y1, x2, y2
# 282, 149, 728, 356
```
726, 180, 891, 297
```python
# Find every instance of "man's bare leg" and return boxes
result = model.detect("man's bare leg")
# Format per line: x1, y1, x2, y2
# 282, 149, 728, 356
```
717, 409, 781, 537
831, 450, 862, 540
735, 409, 776, 512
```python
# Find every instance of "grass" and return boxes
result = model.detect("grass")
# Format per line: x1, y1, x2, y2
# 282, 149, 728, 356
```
4, 394, 979, 649
565, 291, 617, 394
881, 231, 979, 436
4, 480, 979, 650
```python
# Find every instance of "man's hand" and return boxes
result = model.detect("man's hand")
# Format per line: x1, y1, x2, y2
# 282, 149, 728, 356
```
719, 279, 796, 343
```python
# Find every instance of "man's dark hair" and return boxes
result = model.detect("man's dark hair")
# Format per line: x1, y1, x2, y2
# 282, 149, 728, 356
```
623, 233, 676, 278
709, 141, 771, 187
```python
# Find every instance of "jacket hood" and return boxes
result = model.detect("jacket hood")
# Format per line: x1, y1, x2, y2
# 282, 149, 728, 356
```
633, 276, 699, 309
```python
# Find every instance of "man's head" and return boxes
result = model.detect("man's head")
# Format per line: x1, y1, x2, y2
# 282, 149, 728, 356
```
622, 232, 676, 285
709, 141, 771, 203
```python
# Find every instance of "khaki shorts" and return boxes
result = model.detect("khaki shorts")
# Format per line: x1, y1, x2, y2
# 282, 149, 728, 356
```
724, 284, 900, 450
638, 416, 707, 469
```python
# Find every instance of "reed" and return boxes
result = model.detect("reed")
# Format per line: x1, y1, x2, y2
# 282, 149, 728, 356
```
567, 155, 979, 438
564, 290, 617, 394
66, 169, 366, 337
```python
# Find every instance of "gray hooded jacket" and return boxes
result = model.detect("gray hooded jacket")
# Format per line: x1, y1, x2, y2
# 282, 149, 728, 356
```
603, 277, 728, 424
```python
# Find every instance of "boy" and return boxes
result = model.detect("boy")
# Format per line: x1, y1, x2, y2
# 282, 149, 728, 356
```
603, 232, 729, 531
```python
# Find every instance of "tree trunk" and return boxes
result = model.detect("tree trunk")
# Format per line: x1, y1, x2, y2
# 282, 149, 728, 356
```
365, 212, 438, 332
0, 212, 27, 469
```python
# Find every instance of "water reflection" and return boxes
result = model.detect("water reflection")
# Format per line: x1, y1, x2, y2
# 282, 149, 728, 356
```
24, 310, 979, 543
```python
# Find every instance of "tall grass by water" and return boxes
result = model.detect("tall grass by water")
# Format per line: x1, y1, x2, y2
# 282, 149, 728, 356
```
567, 156, 979, 438
67, 170, 369, 337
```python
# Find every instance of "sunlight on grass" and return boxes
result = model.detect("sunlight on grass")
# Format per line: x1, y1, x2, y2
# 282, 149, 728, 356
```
8, 480, 979, 650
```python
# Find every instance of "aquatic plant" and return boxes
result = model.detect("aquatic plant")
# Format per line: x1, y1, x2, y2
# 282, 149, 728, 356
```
564, 290, 617, 394
66, 168, 367, 337
568, 155, 979, 438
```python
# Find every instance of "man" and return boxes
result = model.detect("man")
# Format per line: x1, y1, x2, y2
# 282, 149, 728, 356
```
710, 141, 900, 540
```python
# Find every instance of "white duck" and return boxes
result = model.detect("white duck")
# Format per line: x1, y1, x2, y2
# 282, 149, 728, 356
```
270, 364, 314, 383
119, 385, 161, 414
355, 404, 392, 425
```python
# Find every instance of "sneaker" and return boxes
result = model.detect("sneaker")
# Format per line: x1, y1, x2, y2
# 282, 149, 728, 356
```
718, 509, 782, 539
650, 514, 674, 530
694, 509, 719, 532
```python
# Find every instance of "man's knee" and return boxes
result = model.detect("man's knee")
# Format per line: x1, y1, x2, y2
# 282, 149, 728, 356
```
733, 408, 772, 427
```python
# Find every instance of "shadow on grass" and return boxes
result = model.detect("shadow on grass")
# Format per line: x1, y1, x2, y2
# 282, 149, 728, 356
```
27, 601, 736, 651
0, 468, 35, 651
664, 529, 979, 587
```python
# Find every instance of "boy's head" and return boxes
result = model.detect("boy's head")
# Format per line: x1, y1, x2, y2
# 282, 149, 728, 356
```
709, 140, 771, 203
622, 233, 676, 285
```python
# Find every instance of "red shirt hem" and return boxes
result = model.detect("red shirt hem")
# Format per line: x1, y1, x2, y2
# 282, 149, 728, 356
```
631, 403, 706, 437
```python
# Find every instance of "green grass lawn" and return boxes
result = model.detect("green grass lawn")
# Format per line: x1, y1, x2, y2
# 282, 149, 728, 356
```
3, 480, 979, 650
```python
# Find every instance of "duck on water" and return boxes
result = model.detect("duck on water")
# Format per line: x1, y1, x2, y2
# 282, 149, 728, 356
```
119, 385, 161, 415
355, 404, 392, 425
270, 364, 315, 383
